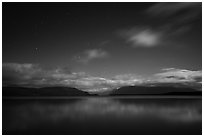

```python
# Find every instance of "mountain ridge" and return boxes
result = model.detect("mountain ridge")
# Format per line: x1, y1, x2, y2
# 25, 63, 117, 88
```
2, 84, 202, 97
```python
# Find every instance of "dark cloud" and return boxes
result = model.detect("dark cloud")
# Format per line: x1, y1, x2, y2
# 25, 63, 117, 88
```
146, 2, 201, 20
75, 49, 109, 64
2, 63, 43, 86
146, 2, 201, 32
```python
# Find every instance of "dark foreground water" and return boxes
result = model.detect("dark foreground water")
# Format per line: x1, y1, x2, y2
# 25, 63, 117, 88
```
2, 96, 202, 135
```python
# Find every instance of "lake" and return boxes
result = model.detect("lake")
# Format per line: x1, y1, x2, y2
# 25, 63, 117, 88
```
2, 96, 202, 135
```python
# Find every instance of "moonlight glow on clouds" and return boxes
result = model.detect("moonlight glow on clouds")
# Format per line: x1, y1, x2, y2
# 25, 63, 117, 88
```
3, 63, 202, 93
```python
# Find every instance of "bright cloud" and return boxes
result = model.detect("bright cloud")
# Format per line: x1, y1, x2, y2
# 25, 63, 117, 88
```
2, 63, 202, 93
118, 3, 201, 49
154, 68, 202, 82
120, 27, 162, 48
2, 63, 143, 93
128, 29, 161, 47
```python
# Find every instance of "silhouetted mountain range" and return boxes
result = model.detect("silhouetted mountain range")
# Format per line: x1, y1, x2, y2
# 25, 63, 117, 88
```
2, 87, 91, 97
111, 86, 201, 96
2, 85, 202, 97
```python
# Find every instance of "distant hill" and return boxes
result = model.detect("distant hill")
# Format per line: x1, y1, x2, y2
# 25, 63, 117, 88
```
2, 87, 91, 97
110, 86, 202, 96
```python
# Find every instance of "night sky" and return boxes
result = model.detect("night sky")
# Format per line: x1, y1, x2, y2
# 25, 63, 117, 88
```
2, 2, 202, 93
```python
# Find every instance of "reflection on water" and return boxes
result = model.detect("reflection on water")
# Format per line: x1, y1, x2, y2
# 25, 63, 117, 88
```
2, 97, 202, 135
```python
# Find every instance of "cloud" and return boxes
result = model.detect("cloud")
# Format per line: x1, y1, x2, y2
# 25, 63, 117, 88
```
2, 63, 143, 93
72, 74, 145, 94
118, 3, 201, 48
77, 74, 144, 93
2, 63, 86, 87
146, 2, 201, 32
76, 49, 109, 63
146, 2, 201, 19
119, 27, 162, 47
119, 25, 193, 48
153, 68, 202, 84
2, 63, 43, 86
111, 74, 144, 86
2, 63, 202, 93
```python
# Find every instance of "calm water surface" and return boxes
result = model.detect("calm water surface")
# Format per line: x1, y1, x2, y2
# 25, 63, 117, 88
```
2, 96, 202, 135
